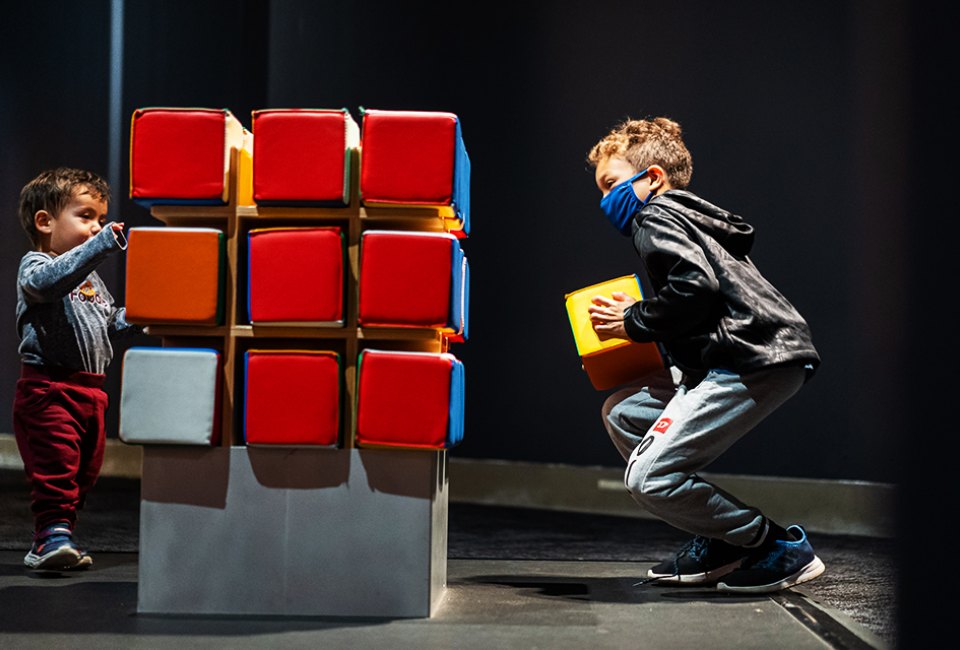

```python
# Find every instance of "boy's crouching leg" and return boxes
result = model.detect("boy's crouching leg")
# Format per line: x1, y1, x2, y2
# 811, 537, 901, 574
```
602, 388, 651, 461
623, 438, 679, 517
622, 427, 770, 548
601, 368, 678, 462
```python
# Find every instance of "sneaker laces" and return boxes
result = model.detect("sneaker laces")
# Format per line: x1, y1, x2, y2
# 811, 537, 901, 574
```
681, 536, 710, 563
634, 536, 709, 587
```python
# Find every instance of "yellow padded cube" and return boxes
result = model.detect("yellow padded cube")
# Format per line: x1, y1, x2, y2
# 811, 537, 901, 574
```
564, 275, 664, 390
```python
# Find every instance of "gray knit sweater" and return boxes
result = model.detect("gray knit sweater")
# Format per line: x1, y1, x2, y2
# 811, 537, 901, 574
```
16, 226, 139, 375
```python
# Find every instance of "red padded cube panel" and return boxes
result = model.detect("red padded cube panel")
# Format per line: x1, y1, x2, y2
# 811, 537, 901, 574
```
359, 109, 457, 205
130, 108, 244, 204
358, 231, 453, 328
248, 227, 344, 325
244, 350, 340, 446
356, 350, 453, 449
252, 109, 357, 205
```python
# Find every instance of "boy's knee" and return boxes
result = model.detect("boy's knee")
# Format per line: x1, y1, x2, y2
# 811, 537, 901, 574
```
624, 455, 676, 509
603, 390, 640, 429
600, 392, 627, 436
600, 393, 623, 420
601, 391, 625, 421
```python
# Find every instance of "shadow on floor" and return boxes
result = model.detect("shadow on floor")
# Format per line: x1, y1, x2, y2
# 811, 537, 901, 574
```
0, 470, 897, 646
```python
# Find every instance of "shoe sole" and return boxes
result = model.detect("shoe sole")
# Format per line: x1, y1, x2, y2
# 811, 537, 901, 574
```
24, 546, 83, 571
715, 555, 826, 594
65, 554, 94, 570
647, 558, 744, 585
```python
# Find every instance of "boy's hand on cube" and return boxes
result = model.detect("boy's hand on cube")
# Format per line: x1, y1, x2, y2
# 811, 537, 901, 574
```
588, 292, 636, 338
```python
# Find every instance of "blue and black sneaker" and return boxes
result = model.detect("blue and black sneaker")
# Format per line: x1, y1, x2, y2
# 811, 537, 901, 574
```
716, 525, 825, 593
645, 535, 750, 585
23, 522, 87, 571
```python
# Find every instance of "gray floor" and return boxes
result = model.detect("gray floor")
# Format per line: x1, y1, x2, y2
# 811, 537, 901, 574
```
0, 471, 895, 649
0, 553, 884, 650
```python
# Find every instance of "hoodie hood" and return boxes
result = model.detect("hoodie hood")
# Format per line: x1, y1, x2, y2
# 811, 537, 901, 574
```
645, 190, 755, 257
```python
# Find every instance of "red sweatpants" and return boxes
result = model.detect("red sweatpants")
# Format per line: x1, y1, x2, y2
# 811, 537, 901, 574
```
12, 364, 108, 535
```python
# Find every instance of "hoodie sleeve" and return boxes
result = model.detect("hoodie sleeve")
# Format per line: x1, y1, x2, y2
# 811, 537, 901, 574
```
623, 210, 720, 342
18, 226, 123, 304
108, 307, 143, 339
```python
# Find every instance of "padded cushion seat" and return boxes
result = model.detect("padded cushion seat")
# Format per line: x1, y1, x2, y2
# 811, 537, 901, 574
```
356, 349, 464, 450
244, 350, 341, 446
119, 347, 221, 446
125, 227, 226, 326
252, 108, 358, 206
564, 275, 664, 390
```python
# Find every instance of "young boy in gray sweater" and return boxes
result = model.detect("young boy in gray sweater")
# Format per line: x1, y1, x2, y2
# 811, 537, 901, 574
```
13, 167, 138, 571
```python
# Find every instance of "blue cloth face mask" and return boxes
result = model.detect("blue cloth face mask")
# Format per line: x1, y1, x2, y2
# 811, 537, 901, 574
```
599, 169, 654, 236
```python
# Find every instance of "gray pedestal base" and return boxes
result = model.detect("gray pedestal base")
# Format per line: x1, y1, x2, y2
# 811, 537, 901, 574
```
138, 446, 448, 617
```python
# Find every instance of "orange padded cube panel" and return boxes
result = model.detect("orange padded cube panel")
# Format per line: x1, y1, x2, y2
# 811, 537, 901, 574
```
125, 227, 226, 326
358, 230, 467, 336
130, 107, 249, 206
247, 227, 345, 325
244, 350, 340, 446
359, 108, 470, 236
564, 275, 664, 390
252, 108, 359, 206
355, 350, 464, 450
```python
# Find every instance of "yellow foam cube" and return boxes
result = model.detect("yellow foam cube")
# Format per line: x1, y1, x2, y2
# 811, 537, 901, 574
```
564, 275, 664, 390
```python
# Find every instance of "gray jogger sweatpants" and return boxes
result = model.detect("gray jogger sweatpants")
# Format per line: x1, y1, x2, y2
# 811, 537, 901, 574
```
602, 364, 806, 547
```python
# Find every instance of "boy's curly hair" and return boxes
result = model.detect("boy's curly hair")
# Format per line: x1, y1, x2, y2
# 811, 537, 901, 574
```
18, 167, 111, 247
587, 117, 693, 189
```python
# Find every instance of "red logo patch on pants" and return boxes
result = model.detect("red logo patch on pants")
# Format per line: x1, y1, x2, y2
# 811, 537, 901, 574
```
653, 417, 673, 434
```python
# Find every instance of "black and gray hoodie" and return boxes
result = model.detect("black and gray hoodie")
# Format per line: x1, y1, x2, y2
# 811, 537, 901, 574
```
624, 189, 820, 377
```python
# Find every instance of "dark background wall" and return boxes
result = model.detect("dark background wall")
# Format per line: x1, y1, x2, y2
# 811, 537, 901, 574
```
1, 1, 914, 484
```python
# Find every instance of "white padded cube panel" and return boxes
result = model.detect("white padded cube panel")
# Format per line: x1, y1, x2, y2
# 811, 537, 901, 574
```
119, 347, 221, 445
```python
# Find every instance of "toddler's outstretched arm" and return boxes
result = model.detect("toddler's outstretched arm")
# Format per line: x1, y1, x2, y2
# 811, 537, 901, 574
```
19, 224, 126, 303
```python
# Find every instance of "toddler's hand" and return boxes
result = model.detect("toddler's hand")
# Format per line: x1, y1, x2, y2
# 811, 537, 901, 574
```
110, 222, 127, 248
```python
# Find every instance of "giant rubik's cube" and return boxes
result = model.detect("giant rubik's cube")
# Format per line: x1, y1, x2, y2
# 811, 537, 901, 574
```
119, 106, 470, 617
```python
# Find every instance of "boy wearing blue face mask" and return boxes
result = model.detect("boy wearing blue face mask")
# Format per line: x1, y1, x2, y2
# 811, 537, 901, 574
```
585, 117, 823, 593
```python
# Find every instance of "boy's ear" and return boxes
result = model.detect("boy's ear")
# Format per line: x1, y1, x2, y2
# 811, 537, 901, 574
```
647, 165, 668, 189
34, 210, 54, 234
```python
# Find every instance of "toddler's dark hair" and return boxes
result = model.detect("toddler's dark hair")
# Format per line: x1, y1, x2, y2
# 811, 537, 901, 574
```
19, 167, 111, 247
